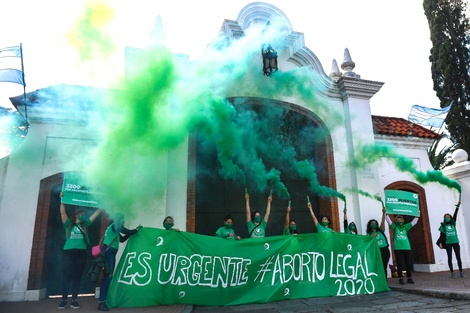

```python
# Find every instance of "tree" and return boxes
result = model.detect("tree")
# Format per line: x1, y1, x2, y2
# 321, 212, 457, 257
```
427, 136, 455, 170
423, 0, 470, 153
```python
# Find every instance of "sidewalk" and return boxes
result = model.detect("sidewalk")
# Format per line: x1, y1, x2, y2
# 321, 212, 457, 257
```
387, 270, 470, 300
1, 270, 469, 313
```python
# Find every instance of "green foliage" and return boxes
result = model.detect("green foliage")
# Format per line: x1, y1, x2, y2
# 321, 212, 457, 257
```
423, 0, 470, 153
427, 136, 454, 170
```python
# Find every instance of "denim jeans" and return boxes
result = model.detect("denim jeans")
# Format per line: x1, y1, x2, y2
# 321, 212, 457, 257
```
99, 245, 118, 302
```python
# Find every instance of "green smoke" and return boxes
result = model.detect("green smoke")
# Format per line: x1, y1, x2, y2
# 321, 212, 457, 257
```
343, 187, 383, 205
69, 8, 348, 214
351, 143, 461, 193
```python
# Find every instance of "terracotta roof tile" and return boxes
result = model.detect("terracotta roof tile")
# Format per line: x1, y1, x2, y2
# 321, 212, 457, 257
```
371, 115, 441, 139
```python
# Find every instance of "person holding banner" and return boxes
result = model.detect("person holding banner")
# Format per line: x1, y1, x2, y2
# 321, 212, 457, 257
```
437, 201, 465, 278
163, 216, 180, 231
246, 191, 272, 238
215, 214, 241, 240
366, 206, 390, 276
386, 212, 419, 285
307, 200, 333, 233
283, 202, 298, 236
98, 213, 142, 311
58, 192, 102, 310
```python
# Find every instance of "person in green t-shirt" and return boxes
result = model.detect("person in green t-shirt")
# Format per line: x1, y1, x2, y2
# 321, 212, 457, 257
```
58, 192, 102, 310
283, 203, 297, 236
343, 204, 358, 235
215, 214, 240, 240
386, 212, 419, 285
437, 201, 464, 278
308, 200, 333, 233
366, 206, 390, 277
98, 213, 142, 311
246, 191, 272, 238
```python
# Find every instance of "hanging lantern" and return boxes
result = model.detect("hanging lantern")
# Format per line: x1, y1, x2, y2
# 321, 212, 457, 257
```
262, 44, 278, 76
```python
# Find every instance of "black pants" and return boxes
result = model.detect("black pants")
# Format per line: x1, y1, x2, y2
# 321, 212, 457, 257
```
445, 243, 463, 272
380, 246, 391, 276
394, 249, 412, 278
61, 249, 87, 300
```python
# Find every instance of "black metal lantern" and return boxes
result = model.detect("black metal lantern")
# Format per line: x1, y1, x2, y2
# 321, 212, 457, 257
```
262, 44, 278, 76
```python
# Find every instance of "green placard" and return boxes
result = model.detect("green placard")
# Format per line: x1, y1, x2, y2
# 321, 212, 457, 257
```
107, 229, 390, 308
384, 190, 419, 217
61, 172, 100, 208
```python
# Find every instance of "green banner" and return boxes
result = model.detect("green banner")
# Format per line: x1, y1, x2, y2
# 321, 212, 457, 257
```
107, 228, 390, 308
385, 190, 420, 217
61, 172, 100, 208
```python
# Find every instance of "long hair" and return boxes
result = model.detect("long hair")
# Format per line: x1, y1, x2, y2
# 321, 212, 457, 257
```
366, 219, 379, 235
66, 209, 87, 239
251, 210, 261, 222
443, 213, 455, 225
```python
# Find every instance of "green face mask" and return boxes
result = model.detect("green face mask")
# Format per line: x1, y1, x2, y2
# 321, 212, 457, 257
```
225, 223, 232, 229
289, 225, 297, 232
371, 223, 378, 230
254, 216, 261, 223
349, 224, 356, 230
78, 215, 86, 222
445, 217, 451, 223
396, 222, 403, 227
163, 222, 173, 230
321, 221, 329, 227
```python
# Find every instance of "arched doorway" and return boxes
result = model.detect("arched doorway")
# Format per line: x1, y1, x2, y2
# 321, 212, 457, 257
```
186, 97, 339, 237
385, 181, 434, 268
28, 173, 107, 296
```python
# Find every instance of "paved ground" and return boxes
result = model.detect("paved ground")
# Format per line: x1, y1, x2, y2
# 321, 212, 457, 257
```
1, 271, 470, 313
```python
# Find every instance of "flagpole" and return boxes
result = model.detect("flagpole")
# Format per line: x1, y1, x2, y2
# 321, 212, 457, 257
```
19, 43, 27, 122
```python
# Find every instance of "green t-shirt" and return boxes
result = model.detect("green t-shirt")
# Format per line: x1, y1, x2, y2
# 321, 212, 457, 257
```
316, 223, 333, 233
439, 223, 459, 244
369, 230, 388, 248
215, 226, 237, 239
283, 226, 291, 236
247, 220, 267, 238
390, 223, 413, 250
104, 224, 121, 249
63, 219, 91, 250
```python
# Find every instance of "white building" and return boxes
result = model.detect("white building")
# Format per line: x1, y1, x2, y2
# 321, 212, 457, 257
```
0, 2, 468, 302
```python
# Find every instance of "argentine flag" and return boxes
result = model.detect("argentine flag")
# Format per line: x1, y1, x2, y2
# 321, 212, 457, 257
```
407, 102, 453, 128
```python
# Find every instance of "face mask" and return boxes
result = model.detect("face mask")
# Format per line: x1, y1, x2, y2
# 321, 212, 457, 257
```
445, 218, 451, 223
350, 224, 356, 230
371, 223, 378, 229
78, 215, 86, 222
321, 221, 329, 227
254, 216, 261, 223
225, 223, 232, 229
289, 225, 297, 231
396, 222, 403, 227
163, 222, 173, 230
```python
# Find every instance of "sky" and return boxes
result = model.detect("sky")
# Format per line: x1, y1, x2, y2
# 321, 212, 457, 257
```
0, 0, 440, 119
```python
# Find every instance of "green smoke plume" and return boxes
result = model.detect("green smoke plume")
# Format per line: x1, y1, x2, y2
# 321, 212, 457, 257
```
66, 5, 348, 215
351, 143, 461, 193
343, 187, 383, 205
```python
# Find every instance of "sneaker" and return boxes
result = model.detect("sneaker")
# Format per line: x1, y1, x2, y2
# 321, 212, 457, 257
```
98, 302, 110, 311
451, 272, 458, 279
399, 278, 404, 285
70, 299, 80, 309
407, 278, 415, 284
460, 272, 466, 278
58, 300, 67, 309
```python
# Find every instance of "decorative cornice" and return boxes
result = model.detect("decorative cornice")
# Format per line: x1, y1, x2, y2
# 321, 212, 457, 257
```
337, 77, 384, 100
374, 134, 434, 150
